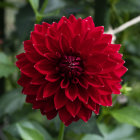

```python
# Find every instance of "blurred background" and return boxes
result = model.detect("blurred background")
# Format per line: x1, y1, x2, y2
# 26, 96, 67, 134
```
0, 0, 140, 140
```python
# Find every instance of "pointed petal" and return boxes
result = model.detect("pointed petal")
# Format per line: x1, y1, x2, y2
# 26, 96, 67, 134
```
43, 82, 60, 98
66, 99, 81, 117
77, 105, 92, 122
46, 109, 57, 120
65, 84, 78, 101
54, 89, 68, 109
59, 107, 72, 123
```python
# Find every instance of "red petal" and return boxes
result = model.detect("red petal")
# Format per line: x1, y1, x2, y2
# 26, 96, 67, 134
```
45, 73, 60, 82
65, 84, 78, 101
60, 78, 69, 88
69, 15, 77, 23
54, 89, 68, 109
88, 87, 101, 104
87, 26, 104, 41
46, 109, 57, 120
21, 64, 39, 77
101, 34, 112, 43
79, 76, 88, 89
85, 63, 102, 74
77, 105, 92, 122
31, 31, 45, 44
34, 24, 42, 33
100, 95, 112, 106
42, 96, 55, 113
78, 87, 89, 104
59, 34, 71, 54
31, 76, 46, 85
58, 21, 73, 39
71, 35, 80, 52
45, 35, 60, 52
59, 107, 72, 123
87, 75, 104, 87
18, 74, 31, 87
23, 85, 39, 95
33, 43, 48, 56
66, 99, 81, 117
34, 59, 57, 75
43, 82, 60, 98
24, 40, 43, 63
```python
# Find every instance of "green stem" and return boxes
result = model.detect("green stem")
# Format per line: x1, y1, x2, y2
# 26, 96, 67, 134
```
58, 122, 65, 140
40, 0, 48, 14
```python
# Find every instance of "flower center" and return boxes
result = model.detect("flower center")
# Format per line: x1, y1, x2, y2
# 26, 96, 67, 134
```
59, 55, 83, 78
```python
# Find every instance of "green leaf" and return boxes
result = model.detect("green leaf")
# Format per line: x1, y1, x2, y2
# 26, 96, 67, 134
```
116, 0, 140, 13
29, 0, 39, 14
0, 52, 16, 78
16, 121, 53, 140
0, 89, 25, 117
17, 124, 44, 140
68, 116, 102, 136
82, 124, 135, 140
111, 106, 140, 128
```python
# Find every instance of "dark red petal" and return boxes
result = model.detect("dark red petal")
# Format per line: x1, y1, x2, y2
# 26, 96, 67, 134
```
74, 18, 85, 35
42, 22, 50, 34
65, 84, 78, 101
78, 87, 89, 104
24, 40, 43, 63
60, 78, 69, 88
112, 83, 121, 94
66, 99, 81, 117
43, 82, 60, 98
30, 76, 46, 85
87, 75, 104, 87
31, 31, 45, 44
79, 76, 88, 89
23, 85, 39, 95
34, 24, 42, 33
46, 109, 57, 120
84, 16, 95, 29
42, 96, 55, 113
54, 89, 68, 109
88, 87, 101, 104
59, 34, 71, 54
77, 105, 92, 122
85, 98, 97, 111
16, 54, 29, 69
33, 43, 48, 56
18, 74, 31, 87
64, 117, 74, 126
87, 26, 104, 41
36, 84, 45, 100
71, 35, 80, 52
16, 53, 25, 60
85, 63, 102, 74
26, 95, 36, 103
86, 53, 108, 65
59, 107, 72, 123
58, 21, 73, 39
21, 64, 39, 77
69, 15, 77, 23
114, 66, 127, 78
100, 95, 112, 106
45, 73, 60, 82
34, 59, 56, 75
101, 34, 112, 43
45, 35, 60, 52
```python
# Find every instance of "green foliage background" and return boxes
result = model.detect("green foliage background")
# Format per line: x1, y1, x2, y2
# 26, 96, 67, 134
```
0, 0, 140, 140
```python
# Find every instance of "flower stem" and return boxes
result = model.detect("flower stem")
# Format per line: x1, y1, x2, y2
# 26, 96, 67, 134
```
58, 122, 65, 140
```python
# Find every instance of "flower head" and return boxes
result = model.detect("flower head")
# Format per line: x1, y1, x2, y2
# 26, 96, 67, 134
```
16, 15, 127, 126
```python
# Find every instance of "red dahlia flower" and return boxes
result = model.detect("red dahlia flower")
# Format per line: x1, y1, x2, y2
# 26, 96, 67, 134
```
16, 15, 127, 126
